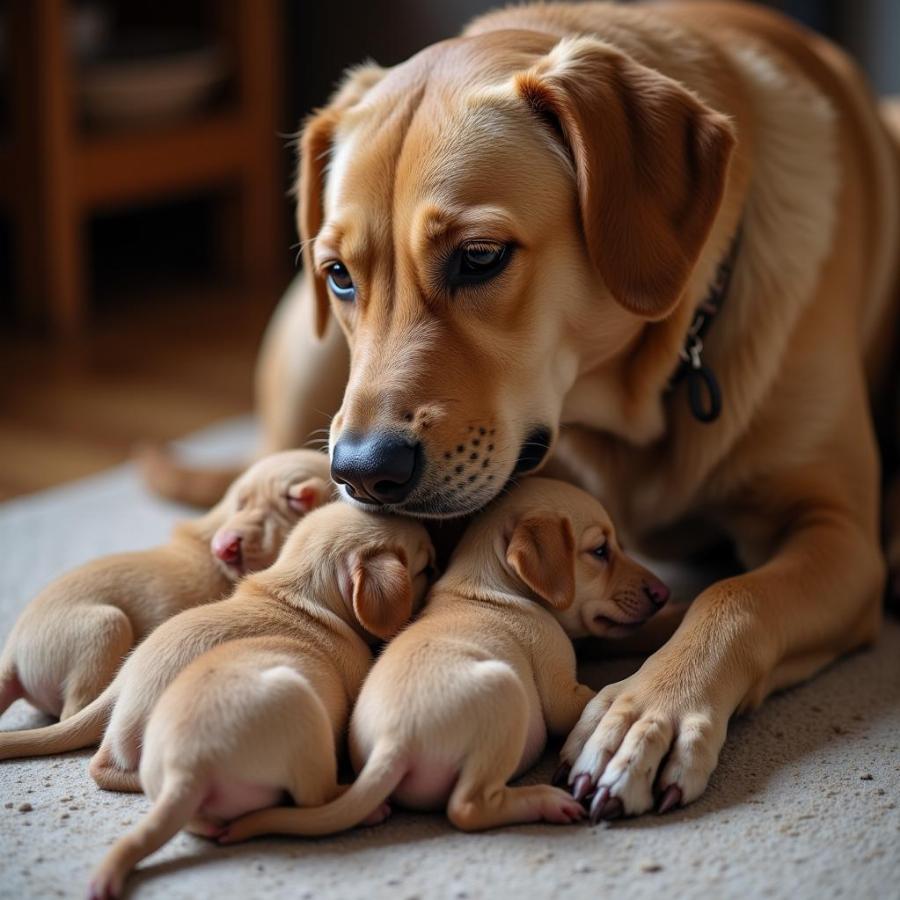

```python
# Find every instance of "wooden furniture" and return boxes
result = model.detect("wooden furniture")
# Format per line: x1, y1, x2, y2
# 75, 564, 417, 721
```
1, 0, 284, 332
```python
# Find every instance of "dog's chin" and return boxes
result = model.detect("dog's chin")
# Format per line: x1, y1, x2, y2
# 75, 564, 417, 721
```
337, 484, 498, 520
588, 614, 648, 638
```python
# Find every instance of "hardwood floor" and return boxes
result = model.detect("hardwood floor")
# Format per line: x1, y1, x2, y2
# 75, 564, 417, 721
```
0, 287, 277, 500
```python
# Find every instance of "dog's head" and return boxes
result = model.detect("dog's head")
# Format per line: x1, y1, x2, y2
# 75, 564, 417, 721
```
211, 450, 333, 579
301, 32, 734, 518
498, 479, 669, 637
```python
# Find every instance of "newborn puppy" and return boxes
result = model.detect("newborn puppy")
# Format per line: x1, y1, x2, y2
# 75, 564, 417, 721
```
86, 504, 433, 899
220, 478, 668, 841
0, 449, 331, 724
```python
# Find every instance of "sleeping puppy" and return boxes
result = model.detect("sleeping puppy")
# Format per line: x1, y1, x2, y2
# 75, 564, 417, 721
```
0, 449, 331, 724
85, 503, 433, 900
219, 478, 669, 841
0, 503, 432, 775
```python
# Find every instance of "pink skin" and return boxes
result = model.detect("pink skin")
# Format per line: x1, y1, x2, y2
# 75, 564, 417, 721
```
211, 530, 243, 573
0, 674, 24, 716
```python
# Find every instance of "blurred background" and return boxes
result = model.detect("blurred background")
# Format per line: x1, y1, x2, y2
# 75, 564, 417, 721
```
0, 0, 898, 499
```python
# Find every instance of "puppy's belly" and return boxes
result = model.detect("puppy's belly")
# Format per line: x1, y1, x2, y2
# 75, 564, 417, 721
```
515, 713, 549, 778
390, 713, 547, 811
17, 668, 63, 718
393, 756, 461, 811
198, 779, 285, 823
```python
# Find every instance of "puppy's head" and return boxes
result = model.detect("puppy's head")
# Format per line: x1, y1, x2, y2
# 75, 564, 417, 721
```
281, 501, 435, 641
211, 450, 333, 579
499, 479, 669, 637
299, 32, 734, 519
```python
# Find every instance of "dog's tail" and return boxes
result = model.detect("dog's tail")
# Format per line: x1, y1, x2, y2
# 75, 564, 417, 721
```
0, 687, 112, 760
219, 740, 407, 843
136, 443, 246, 508
88, 776, 205, 900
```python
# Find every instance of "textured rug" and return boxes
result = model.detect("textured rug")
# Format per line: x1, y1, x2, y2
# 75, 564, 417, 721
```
1, 418, 898, 900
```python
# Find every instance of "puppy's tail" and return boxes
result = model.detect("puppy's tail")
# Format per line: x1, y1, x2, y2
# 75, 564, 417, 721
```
88, 776, 205, 899
136, 443, 246, 508
219, 741, 407, 842
0, 688, 112, 760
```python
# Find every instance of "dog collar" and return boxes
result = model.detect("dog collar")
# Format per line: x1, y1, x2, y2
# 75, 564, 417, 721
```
669, 226, 742, 424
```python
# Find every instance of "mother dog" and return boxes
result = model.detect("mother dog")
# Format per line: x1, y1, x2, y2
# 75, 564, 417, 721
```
147, 2, 900, 818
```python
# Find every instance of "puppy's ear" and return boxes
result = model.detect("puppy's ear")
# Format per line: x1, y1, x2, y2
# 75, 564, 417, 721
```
297, 63, 386, 339
506, 513, 576, 610
515, 37, 735, 319
286, 476, 332, 514
350, 547, 413, 640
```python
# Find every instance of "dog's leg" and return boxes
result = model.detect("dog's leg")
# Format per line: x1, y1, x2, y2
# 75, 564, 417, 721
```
59, 607, 133, 720
561, 462, 883, 819
0, 670, 23, 717
531, 634, 596, 736
90, 743, 142, 793
89, 778, 204, 900
446, 663, 585, 831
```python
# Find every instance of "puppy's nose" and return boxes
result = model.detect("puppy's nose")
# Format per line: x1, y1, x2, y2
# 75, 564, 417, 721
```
212, 530, 242, 564
643, 577, 670, 608
331, 432, 422, 505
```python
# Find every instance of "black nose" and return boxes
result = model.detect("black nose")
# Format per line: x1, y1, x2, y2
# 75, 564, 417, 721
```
331, 432, 422, 505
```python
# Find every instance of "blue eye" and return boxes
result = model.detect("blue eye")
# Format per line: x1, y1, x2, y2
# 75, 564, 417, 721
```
447, 242, 512, 288
326, 262, 356, 301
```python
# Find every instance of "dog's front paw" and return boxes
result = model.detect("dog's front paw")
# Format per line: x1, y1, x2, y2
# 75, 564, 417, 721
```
560, 670, 727, 820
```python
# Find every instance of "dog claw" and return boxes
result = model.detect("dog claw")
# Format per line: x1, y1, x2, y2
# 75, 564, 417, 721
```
552, 763, 571, 787
571, 773, 593, 802
657, 784, 682, 815
588, 786, 609, 824
589, 787, 623, 823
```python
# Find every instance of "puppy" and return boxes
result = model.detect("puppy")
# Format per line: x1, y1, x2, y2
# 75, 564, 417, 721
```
85, 504, 433, 900
0, 449, 331, 724
220, 478, 668, 841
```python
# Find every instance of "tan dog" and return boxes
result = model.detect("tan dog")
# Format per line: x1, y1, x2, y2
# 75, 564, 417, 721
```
218, 479, 668, 842
143, 1, 900, 817
85, 503, 433, 899
0, 449, 331, 724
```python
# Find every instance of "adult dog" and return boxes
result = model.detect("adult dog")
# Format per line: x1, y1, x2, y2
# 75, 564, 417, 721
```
146, 1, 900, 817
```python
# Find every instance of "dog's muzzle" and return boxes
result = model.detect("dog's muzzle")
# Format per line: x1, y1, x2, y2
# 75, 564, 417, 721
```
331, 431, 423, 505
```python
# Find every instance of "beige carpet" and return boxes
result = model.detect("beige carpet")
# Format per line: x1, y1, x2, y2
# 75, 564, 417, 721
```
1, 419, 899, 900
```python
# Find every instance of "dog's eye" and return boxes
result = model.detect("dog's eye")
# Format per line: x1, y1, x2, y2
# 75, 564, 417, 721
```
326, 262, 356, 301
447, 242, 512, 288
592, 542, 609, 561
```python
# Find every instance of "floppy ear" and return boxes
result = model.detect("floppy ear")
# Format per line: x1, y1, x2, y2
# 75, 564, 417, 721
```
350, 547, 413, 640
286, 476, 331, 514
298, 110, 337, 340
297, 63, 387, 339
506, 513, 576, 610
515, 37, 735, 319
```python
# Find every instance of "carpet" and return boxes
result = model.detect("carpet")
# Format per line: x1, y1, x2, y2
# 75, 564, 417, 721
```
1, 418, 898, 900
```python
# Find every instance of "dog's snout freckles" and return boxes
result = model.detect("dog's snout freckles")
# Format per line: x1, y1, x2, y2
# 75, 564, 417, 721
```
437, 424, 499, 498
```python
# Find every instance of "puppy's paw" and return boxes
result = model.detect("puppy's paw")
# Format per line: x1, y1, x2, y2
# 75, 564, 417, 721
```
87, 865, 124, 900
360, 801, 392, 827
561, 670, 727, 819
535, 786, 587, 825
